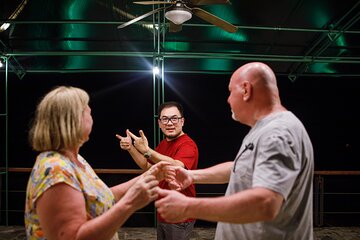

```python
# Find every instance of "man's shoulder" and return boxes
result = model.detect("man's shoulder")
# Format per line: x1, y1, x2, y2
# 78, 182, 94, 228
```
179, 134, 198, 146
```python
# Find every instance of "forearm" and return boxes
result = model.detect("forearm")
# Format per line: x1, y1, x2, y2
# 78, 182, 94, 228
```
110, 175, 141, 202
76, 199, 136, 240
127, 146, 152, 170
184, 188, 282, 223
147, 148, 185, 168
192, 161, 233, 184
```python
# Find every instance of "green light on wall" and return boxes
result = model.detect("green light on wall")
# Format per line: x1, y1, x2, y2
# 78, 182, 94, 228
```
309, 63, 336, 74
163, 42, 190, 51
335, 34, 346, 47
335, 34, 348, 56
310, 3, 330, 28
204, 6, 246, 42
62, 1, 89, 50
63, 1, 90, 68
201, 59, 232, 71
205, 27, 247, 42
328, 33, 348, 56
205, 6, 238, 28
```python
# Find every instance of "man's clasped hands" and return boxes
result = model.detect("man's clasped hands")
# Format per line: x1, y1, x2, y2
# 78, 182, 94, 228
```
143, 161, 193, 223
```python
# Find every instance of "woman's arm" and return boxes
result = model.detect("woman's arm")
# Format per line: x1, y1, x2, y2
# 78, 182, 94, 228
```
37, 174, 159, 240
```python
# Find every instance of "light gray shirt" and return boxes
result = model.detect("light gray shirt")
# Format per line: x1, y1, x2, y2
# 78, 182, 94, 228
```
215, 111, 314, 240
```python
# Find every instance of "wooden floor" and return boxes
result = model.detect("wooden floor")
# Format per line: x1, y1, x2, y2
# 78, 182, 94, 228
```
1, 226, 360, 240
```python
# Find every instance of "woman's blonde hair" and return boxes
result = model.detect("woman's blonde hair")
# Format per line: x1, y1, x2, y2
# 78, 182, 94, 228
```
29, 86, 89, 152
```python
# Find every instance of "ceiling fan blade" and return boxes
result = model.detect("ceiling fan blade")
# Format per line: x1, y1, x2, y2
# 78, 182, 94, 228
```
134, 1, 176, 5
1, 0, 28, 32
117, 6, 167, 29
189, 0, 231, 6
192, 7, 237, 33
169, 22, 182, 32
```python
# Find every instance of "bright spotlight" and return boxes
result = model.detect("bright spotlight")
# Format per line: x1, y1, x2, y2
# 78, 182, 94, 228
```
153, 66, 160, 75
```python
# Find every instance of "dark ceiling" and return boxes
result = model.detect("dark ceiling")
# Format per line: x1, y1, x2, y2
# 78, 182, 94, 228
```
1, 0, 360, 79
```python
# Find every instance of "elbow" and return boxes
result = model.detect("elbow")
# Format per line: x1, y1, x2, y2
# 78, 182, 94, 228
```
262, 205, 280, 221
140, 162, 151, 170
260, 194, 283, 221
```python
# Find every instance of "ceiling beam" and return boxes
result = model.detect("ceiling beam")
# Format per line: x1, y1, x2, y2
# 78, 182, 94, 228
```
2, 20, 360, 34
5, 51, 360, 64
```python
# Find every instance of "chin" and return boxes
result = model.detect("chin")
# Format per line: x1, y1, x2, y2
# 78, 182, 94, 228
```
231, 112, 238, 121
81, 135, 90, 144
165, 133, 180, 140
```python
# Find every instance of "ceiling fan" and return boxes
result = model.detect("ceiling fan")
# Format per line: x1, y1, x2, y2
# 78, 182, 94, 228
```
0, 0, 28, 32
117, 0, 237, 33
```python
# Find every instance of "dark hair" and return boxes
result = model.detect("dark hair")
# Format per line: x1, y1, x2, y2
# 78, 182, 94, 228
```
158, 101, 184, 118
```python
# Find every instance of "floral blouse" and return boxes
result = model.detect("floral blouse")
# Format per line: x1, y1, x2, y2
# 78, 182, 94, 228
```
24, 151, 118, 240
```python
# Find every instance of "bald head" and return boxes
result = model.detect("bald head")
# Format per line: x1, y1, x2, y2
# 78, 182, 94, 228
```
228, 62, 285, 126
231, 62, 280, 103
232, 62, 277, 90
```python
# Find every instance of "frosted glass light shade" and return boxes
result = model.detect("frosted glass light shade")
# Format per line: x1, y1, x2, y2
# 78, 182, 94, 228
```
165, 9, 192, 25
0, 23, 10, 32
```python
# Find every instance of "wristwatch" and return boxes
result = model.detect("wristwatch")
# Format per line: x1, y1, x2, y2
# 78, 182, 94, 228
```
143, 150, 151, 159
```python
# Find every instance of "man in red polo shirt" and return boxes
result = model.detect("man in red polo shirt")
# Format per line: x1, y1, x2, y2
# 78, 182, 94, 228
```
116, 101, 198, 240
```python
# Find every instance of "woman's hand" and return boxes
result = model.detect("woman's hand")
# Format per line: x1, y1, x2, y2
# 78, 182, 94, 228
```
145, 162, 176, 182
121, 174, 159, 211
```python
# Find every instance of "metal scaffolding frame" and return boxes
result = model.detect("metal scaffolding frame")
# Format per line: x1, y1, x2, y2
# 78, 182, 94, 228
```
2, 19, 360, 76
1, 1, 360, 227
0, 55, 8, 225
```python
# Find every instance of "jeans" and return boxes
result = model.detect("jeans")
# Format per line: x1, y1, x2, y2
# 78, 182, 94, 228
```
157, 221, 195, 240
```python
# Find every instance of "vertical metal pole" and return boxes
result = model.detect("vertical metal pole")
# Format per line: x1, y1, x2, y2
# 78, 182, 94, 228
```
152, 9, 165, 148
5, 57, 9, 226
152, 6, 166, 228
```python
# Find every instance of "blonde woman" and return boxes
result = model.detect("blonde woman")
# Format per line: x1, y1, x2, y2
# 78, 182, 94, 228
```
25, 86, 171, 240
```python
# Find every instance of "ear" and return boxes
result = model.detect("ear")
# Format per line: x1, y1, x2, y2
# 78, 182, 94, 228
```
242, 81, 251, 101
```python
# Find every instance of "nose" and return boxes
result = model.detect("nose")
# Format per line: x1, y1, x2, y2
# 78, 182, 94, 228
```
166, 121, 174, 126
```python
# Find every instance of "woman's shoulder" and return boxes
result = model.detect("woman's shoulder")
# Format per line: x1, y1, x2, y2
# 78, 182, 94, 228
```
36, 151, 70, 166
28, 151, 82, 202
32, 151, 76, 176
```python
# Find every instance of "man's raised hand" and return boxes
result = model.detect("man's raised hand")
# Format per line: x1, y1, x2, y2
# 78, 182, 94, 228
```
116, 129, 132, 150
127, 129, 149, 154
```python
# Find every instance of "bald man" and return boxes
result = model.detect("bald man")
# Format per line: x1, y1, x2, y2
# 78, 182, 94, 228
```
155, 62, 314, 240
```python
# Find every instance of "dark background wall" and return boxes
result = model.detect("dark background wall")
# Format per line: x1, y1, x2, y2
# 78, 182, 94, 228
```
1, 66, 360, 226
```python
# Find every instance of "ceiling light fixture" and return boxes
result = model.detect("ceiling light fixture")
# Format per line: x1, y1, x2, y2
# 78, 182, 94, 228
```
0, 23, 10, 32
165, 4, 192, 25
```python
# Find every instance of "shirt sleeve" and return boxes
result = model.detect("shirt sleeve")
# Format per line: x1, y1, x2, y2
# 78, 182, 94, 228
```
30, 155, 82, 206
252, 127, 301, 200
173, 141, 198, 170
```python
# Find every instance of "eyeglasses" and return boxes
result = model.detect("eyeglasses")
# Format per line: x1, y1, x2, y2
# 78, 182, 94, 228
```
159, 116, 183, 124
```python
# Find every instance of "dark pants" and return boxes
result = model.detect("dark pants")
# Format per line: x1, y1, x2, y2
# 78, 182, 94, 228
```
157, 221, 195, 240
